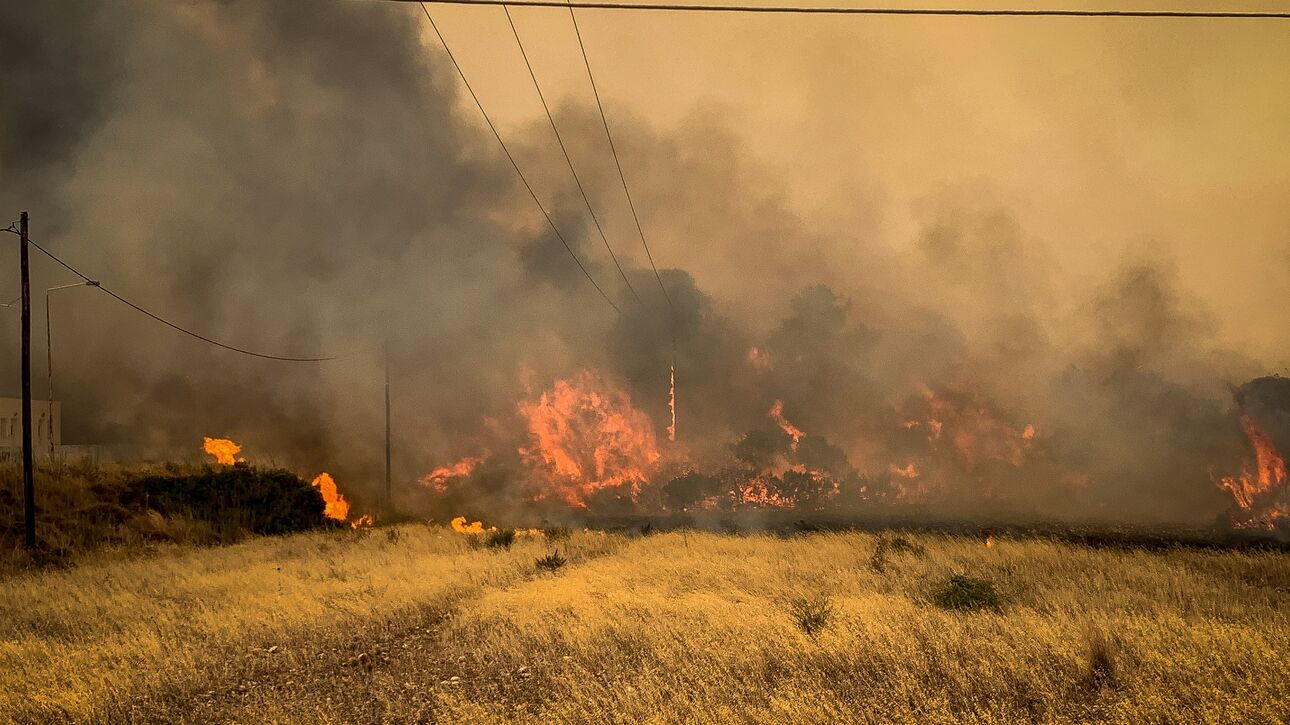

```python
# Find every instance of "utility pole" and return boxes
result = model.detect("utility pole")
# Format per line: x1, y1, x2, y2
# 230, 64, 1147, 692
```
19, 211, 35, 550
383, 339, 392, 517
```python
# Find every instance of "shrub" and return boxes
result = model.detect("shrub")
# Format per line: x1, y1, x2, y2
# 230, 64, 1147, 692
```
484, 528, 517, 549
535, 550, 566, 572
870, 534, 926, 573
791, 595, 834, 635
126, 464, 327, 536
543, 526, 572, 541
931, 574, 1002, 612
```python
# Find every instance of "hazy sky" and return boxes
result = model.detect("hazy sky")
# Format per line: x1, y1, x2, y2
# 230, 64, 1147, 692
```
426, 1, 1290, 362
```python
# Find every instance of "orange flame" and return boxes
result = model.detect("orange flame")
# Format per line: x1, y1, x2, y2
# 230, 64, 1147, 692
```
421, 457, 481, 492
888, 462, 919, 479
985, 533, 996, 549
350, 514, 375, 529
451, 515, 491, 534
1219, 415, 1287, 529
310, 472, 351, 521
202, 437, 242, 465
768, 400, 804, 451
667, 361, 677, 443
518, 370, 661, 508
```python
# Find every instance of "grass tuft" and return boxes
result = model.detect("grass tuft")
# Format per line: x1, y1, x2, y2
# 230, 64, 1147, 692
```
484, 528, 517, 549
931, 574, 1002, 612
791, 595, 834, 635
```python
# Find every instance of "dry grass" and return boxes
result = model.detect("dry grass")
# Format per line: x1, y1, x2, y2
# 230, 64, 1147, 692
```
2, 528, 1287, 723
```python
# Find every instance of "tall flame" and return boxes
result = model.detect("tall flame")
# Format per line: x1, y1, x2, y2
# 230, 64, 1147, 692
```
202, 437, 242, 465
1219, 414, 1288, 529
310, 472, 351, 521
667, 361, 677, 443
518, 370, 661, 507
768, 400, 804, 451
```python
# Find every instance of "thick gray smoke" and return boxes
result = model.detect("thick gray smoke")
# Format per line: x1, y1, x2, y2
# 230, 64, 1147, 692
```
0, 1, 1282, 525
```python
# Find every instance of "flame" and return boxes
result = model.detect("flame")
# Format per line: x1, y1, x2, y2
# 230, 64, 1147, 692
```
668, 360, 677, 443
518, 370, 661, 508
350, 514, 375, 529
1219, 414, 1288, 529
451, 515, 491, 534
203, 437, 242, 465
310, 472, 351, 521
421, 457, 481, 492
768, 400, 804, 451
747, 346, 772, 370
888, 462, 919, 479
735, 477, 795, 508
985, 533, 996, 549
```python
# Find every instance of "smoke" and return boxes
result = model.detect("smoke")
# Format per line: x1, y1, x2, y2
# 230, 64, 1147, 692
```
1, 1, 1285, 526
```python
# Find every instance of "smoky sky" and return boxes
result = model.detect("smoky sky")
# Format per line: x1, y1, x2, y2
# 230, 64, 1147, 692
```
0, 1, 1285, 524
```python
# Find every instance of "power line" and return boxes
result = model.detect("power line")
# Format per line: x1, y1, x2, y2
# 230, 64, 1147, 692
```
417, 2, 622, 314
5, 230, 347, 362
504, 6, 642, 307
565, 0, 674, 313
396, 1, 1290, 19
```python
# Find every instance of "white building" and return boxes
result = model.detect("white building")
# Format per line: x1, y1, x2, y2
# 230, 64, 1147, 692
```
0, 397, 61, 450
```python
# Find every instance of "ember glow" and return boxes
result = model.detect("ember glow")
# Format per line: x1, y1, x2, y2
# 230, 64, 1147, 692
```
1219, 415, 1288, 530
517, 370, 662, 507
202, 437, 242, 465
310, 472, 351, 522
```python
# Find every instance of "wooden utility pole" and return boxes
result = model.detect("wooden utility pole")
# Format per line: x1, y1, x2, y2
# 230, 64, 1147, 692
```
19, 211, 35, 550
384, 339, 392, 516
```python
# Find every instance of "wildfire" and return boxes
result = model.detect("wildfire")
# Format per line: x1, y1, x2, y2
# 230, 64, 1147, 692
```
1219, 414, 1288, 529
736, 478, 795, 508
451, 515, 492, 534
985, 533, 996, 549
888, 462, 919, 479
310, 472, 351, 522
421, 457, 481, 492
350, 514, 375, 529
449, 515, 544, 538
203, 437, 242, 465
768, 400, 804, 451
518, 370, 661, 508
668, 360, 677, 443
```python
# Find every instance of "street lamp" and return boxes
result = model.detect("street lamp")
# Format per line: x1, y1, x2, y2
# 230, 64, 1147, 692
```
45, 281, 98, 456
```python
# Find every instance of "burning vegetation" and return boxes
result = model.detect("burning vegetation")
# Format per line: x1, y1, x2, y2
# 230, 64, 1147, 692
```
203, 437, 369, 528
413, 360, 1290, 535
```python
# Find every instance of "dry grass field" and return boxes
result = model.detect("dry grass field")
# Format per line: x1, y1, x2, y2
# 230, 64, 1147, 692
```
2, 525, 1287, 724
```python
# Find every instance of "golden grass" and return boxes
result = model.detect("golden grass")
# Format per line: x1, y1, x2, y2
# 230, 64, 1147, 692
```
0, 525, 619, 723
2, 528, 1287, 723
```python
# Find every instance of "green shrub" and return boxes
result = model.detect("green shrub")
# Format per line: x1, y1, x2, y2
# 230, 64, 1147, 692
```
791, 595, 833, 635
931, 575, 1002, 612
484, 528, 517, 549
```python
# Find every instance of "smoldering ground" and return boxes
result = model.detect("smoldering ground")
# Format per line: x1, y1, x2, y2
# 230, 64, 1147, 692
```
0, 1, 1286, 526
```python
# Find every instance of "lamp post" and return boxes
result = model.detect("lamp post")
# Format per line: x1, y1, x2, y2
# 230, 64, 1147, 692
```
45, 281, 98, 456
